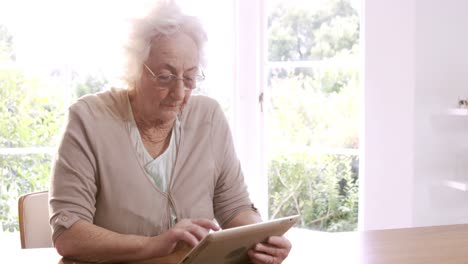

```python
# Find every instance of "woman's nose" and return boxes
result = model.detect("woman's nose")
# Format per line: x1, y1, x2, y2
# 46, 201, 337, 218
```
170, 79, 186, 99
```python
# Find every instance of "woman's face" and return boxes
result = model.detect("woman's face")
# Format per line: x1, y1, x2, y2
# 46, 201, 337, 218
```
135, 32, 200, 124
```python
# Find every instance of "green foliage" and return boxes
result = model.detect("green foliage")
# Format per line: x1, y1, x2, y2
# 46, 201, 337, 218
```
268, 68, 359, 150
311, 15, 360, 59
0, 24, 66, 230
0, 31, 110, 231
0, 25, 15, 61
269, 152, 358, 231
268, 0, 359, 61
73, 72, 108, 99
268, 6, 316, 61
0, 70, 64, 231
0, 66, 112, 231
0, 49, 112, 232
267, 0, 360, 231
0, 154, 52, 231
267, 70, 360, 231
0, 66, 65, 231
0, 68, 64, 148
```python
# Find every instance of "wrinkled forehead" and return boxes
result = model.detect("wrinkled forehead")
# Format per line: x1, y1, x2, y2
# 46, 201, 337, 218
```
147, 32, 200, 70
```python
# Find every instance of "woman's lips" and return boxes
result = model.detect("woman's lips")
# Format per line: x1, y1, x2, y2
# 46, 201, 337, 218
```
163, 104, 179, 108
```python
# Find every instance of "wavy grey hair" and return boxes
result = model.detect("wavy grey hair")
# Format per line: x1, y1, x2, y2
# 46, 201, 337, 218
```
122, 0, 207, 88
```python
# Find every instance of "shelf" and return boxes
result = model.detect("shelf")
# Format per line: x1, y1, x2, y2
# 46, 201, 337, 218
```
447, 108, 468, 116
443, 180, 468, 191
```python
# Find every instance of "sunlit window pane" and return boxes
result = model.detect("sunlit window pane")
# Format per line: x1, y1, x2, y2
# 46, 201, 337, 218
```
266, 0, 360, 231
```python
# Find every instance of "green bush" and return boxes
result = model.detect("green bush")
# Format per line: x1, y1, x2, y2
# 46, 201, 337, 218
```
268, 152, 358, 231
0, 154, 52, 231
266, 66, 360, 232
0, 67, 64, 232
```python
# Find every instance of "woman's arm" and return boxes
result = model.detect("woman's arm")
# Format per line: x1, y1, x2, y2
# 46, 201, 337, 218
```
55, 218, 219, 263
223, 209, 262, 229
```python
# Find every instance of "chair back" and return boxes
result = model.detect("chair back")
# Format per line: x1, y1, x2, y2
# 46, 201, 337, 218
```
18, 191, 53, 248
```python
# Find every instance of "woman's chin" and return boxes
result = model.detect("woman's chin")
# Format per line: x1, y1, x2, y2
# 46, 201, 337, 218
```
146, 106, 181, 124
158, 109, 180, 121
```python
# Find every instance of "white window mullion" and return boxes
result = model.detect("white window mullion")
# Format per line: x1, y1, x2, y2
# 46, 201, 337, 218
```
233, 0, 268, 218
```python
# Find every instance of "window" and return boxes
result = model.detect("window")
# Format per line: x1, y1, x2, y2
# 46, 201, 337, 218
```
265, 0, 360, 231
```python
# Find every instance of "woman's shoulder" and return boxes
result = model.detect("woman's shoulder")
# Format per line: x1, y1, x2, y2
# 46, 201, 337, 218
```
187, 95, 220, 109
69, 87, 129, 120
181, 95, 222, 122
186, 95, 224, 114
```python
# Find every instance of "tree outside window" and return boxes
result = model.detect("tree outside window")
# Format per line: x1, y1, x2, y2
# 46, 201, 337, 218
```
266, 0, 360, 231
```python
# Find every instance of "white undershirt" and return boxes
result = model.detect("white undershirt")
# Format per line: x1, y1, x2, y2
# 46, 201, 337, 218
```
126, 96, 179, 193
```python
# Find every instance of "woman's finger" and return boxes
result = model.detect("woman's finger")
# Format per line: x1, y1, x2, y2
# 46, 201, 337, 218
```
191, 218, 220, 231
266, 236, 292, 251
248, 249, 280, 264
185, 223, 210, 241
253, 242, 283, 257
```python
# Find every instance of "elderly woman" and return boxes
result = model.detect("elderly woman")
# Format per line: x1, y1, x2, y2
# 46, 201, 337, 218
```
49, 1, 291, 263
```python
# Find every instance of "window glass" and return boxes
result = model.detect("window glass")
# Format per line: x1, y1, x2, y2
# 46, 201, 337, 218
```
266, 0, 360, 231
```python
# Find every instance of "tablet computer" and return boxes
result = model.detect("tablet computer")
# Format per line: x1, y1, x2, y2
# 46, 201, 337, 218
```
179, 215, 299, 264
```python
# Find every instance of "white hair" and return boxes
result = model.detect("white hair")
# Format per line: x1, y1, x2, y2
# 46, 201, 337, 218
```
122, 0, 207, 88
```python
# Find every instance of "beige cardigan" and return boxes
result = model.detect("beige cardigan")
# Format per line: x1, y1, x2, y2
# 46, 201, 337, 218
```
49, 88, 254, 242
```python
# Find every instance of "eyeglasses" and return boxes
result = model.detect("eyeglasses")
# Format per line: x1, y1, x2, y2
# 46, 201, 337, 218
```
143, 63, 205, 90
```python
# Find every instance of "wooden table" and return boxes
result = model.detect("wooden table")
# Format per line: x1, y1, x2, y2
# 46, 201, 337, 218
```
4, 246, 189, 264
6, 224, 468, 263
4, 247, 188, 264
287, 224, 468, 264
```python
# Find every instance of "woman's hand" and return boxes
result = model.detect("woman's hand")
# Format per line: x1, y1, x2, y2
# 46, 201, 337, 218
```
247, 236, 292, 264
147, 218, 219, 258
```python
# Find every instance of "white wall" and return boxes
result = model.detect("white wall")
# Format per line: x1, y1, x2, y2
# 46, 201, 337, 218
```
361, 0, 416, 230
362, 0, 468, 230
413, 0, 468, 227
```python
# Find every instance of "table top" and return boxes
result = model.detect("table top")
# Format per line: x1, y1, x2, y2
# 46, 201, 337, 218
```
6, 224, 468, 264
288, 224, 468, 264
